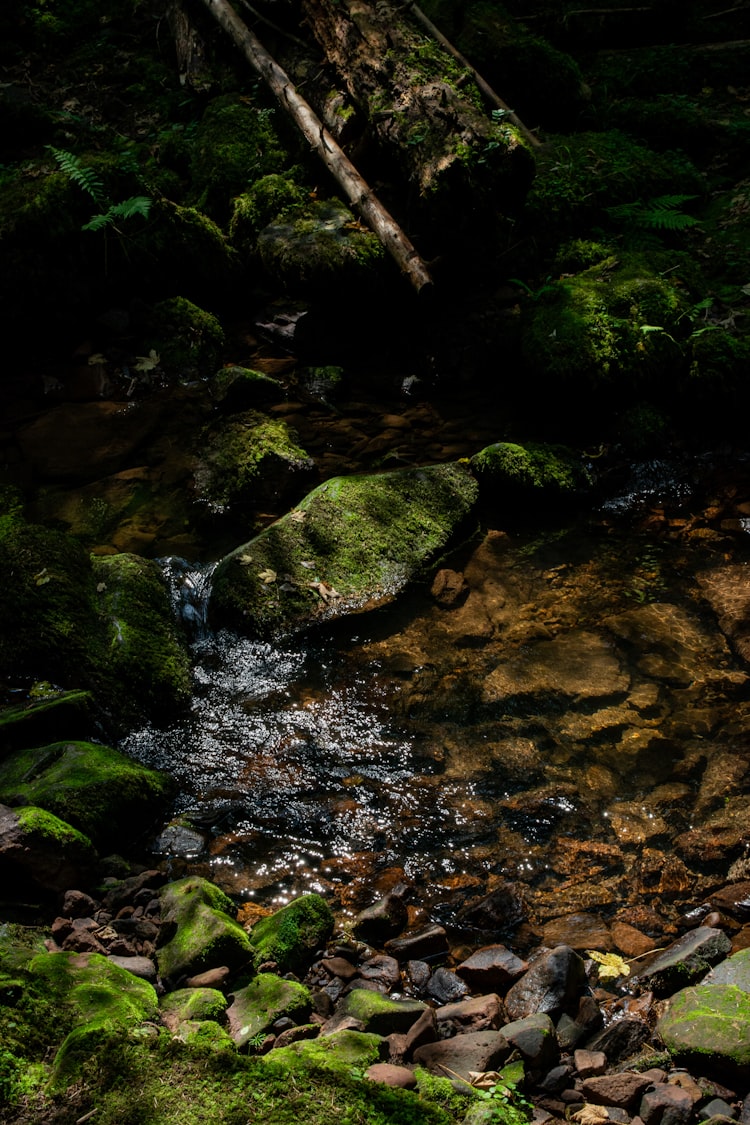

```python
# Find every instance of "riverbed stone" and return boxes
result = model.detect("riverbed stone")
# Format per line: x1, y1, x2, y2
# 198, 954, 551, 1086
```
269, 1028, 387, 1073
697, 566, 750, 664
704, 948, 750, 991
583, 1015, 649, 1063
385, 924, 449, 962
505, 945, 588, 1021
352, 893, 408, 945
640, 926, 732, 996
210, 462, 479, 636
365, 1062, 417, 1088
247, 893, 334, 975
157, 877, 253, 982
456, 944, 528, 992
325, 988, 427, 1036
658, 982, 750, 1081
412, 1030, 511, 1080
226, 973, 311, 1047
581, 1072, 652, 1110
426, 967, 470, 1004
501, 1013, 559, 1074
160, 986, 228, 1032
436, 993, 505, 1032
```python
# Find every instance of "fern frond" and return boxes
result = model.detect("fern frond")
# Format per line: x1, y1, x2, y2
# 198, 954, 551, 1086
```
606, 194, 698, 232
46, 145, 106, 205
82, 196, 151, 232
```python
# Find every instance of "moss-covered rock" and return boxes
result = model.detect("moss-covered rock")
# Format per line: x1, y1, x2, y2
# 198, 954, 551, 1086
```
0, 740, 173, 851
247, 894, 334, 975
658, 982, 750, 1081
159, 987, 229, 1032
229, 173, 307, 257
157, 877, 253, 983
0, 803, 96, 893
0, 688, 93, 755
268, 1028, 387, 1074
210, 462, 478, 636
471, 442, 592, 502
211, 366, 284, 412
144, 296, 225, 379
145, 199, 242, 301
333, 989, 427, 1035
193, 410, 316, 514
226, 973, 312, 1048
257, 199, 386, 294
92, 553, 191, 719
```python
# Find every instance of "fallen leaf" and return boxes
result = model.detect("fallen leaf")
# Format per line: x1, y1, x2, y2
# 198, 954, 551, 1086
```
299, 560, 316, 569
290, 509, 306, 523
238, 554, 254, 566
133, 349, 160, 372
586, 950, 630, 980
469, 1071, 504, 1090
258, 568, 277, 583
96, 582, 107, 593
573, 1105, 610, 1125
33, 568, 51, 586
87, 353, 108, 366
308, 580, 341, 604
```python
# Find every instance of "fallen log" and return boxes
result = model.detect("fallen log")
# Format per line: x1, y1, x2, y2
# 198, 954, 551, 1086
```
197, 0, 434, 293
299, 0, 535, 220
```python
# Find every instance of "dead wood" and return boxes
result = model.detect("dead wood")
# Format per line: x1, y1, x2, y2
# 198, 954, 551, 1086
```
197, 0, 434, 293
166, 0, 212, 91
299, 0, 534, 219
407, 2, 541, 148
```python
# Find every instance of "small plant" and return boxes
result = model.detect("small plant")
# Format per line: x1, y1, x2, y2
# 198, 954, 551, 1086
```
606, 194, 699, 232
47, 145, 151, 233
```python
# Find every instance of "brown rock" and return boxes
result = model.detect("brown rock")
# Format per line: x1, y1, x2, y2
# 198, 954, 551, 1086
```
273, 1024, 319, 1050
385, 925, 449, 963
573, 1049, 607, 1078
542, 913, 612, 952
62, 890, 99, 918
710, 882, 750, 922
456, 944, 528, 993
611, 921, 657, 959
320, 956, 359, 982
413, 1031, 510, 1080
185, 967, 231, 989
581, 1072, 652, 1110
430, 569, 469, 607
365, 1063, 417, 1089
436, 994, 505, 1033
359, 954, 400, 991
404, 1006, 437, 1056
640, 1083, 694, 1125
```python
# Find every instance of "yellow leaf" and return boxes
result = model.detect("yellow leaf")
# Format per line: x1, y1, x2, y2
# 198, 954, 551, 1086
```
258, 568, 277, 583
573, 1105, 610, 1125
586, 950, 630, 980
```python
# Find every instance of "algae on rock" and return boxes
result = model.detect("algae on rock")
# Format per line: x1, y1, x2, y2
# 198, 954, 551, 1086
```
211, 462, 479, 636
157, 876, 253, 982
247, 893, 334, 975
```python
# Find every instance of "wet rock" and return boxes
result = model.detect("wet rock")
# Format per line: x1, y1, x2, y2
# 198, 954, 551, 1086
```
435, 994, 505, 1033
456, 944, 528, 992
456, 882, 528, 934
365, 1062, 417, 1088
542, 913, 612, 951
405, 960, 432, 992
505, 945, 588, 1021
426, 967, 470, 1004
404, 1006, 438, 1055
412, 1030, 511, 1080
709, 883, 750, 922
640, 926, 732, 996
358, 954, 400, 991
482, 630, 629, 709
324, 989, 427, 1036
605, 602, 729, 687
611, 921, 658, 959
582, 1072, 652, 1110
321, 956, 359, 982
226, 973, 312, 1048
352, 893, 408, 945
574, 1048, 608, 1077
674, 806, 750, 869
639, 1082, 695, 1125
584, 1016, 649, 1064
502, 1013, 559, 1075
697, 566, 750, 664
430, 569, 469, 607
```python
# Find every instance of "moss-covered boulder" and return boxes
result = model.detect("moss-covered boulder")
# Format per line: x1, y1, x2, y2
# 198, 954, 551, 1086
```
331, 989, 427, 1036
658, 982, 750, 1082
229, 173, 307, 258
268, 1028, 387, 1075
247, 894, 334, 976
193, 410, 316, 513
0, 688, 93, 755
226, 973, 312, 1048
0, 741, 174, 852
146, 199, 242, 302
157, 877, 253, 983
257, 199, 386, 294
28, 951, 159, 1089
471, 442, 592, 502
159, 987, 229, 1032
210, 463, 478, 636
92, 553, 191, 719
0, 803, 96, 893
211, 366, 284, 412
144, 296, 225, 379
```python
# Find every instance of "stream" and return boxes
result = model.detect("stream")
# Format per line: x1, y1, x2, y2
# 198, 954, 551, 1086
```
121, 462, 750, 947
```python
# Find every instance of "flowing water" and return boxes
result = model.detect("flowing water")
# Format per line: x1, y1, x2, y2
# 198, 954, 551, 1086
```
122, 468, 750, 943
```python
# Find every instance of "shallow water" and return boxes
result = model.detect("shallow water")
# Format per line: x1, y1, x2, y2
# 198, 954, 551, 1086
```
122, 483, 750, 940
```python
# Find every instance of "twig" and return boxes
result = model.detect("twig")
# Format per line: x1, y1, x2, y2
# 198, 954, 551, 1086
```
76, 1110, 99, 1125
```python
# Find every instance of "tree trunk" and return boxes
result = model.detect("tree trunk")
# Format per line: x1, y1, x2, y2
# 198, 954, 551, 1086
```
299, 0, 535, 220
197, 0, 434, 293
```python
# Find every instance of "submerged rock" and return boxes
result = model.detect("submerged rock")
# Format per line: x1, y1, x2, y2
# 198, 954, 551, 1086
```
210, 463, 478, 636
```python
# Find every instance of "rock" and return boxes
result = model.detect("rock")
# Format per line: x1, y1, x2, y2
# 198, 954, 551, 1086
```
365, 1063, 417, 1088
584, 1016, 649, 1063
697, 566, 750, 664
358, 954, 401, 991
226, 973, 312, 1048
0, 803, 97, 894
107, 955, 157, 983
61, 890, 99, 919
482, 631, 629, 710
430, 569, 469, 607
274, 1023, 320, 1049
385, 925, 450, 962
470, 442, 592, 500
160, 987, 228, 1032
325, 989, 427, 1036
404, 1006, 438, 1055
435, 994, 505, 1033
210, 366, 283, 411
405, 960, 432, 993
709, 883, 750, 922
700, 1100, 737, 1121
554, 994, 603, 1049
640, 926, 732, 996
0, 741, 174, 853
157, 877, 253, 982
269, 1028, 387, 1073
456, 945, 529, 993
426, 967, 470, 1004
611, 922, 658, 959
185, 966, 231, 989
581, 1072, 653, 1110
412, 1030, 511, 1080
248, 894, 334, 975
705, 949, 750, 991
456, 883, 528, 934
352, 893, 408, 945
542, 913, 612, 952
658, 983, 750, 1081
639, 1083, 695, 1125
574, 1049, 608, 1077
505, 945, 588, 1021
499, 1012, 559, 1075
210, 463, 479, 636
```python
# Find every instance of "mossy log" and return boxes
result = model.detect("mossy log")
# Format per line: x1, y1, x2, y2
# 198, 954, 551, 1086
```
298, 0, 535, 217
198, 0, 433, 292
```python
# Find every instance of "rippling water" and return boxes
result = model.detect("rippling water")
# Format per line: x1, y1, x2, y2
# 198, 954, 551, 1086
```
122, 487, 750, 930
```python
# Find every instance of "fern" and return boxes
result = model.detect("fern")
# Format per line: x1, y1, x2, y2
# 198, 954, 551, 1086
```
82, 196, 151, 231
607, 194, 699, 231
46, 145, 106, 206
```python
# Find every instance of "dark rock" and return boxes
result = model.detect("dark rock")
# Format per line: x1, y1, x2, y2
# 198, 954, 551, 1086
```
557, 994, 604, 1049
501, 1013, 559, 1075
426, 967, 470, 1005
581, 1072, 652, 1110
584, 1016, 649, 1064
385, 925, 449, 963
359, 954, 400, 992
107, 954, 158, 983
61, 889, 99, 918
700, 1101, 737, 1120
710, 884, 750, 923
62, 930, 107, 954
352, 893, 408, 945
405, 960, 432, 993
404, 1007, 438, 1055
640, 926, 732, 996
456, 882, 528, 934
413, 1030, 511, 1080
539, 1064, 574, 1094
505, 945, 588, 1021
574, 1048, 608, 1077
640, 1083, 695, 1125
430, 569, 469, 607
456, 944, 528, 993
435, 994, 505, 1033
273, 1024, 320, 1050
321, 956, 359, 982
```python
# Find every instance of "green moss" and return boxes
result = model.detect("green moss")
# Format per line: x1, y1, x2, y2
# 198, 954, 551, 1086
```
336, 989, 427, 1035
229, 173, 307, 256
658, 983, 750, 1078
211, 366, 284, 411
145, 296, 225, 378
157, 877, 253, 982
15, 805, 94, 851
92, 553, 191, 719
0, 740, 173, 850
211, 462, 478, 636
471, 442, 591, 498
248, 894, 334, 975
160, 987, 228, 1026
146, 199, 241, 300
228, 973, 312, 1047
269, 1028, 385, 1075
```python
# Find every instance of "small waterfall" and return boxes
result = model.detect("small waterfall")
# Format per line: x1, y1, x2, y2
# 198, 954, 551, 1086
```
159, 557, 218, 642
